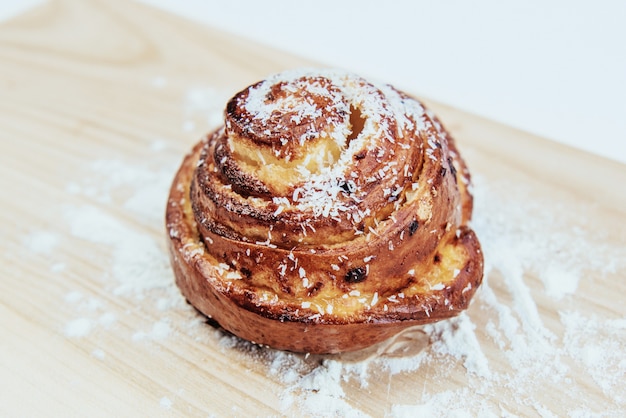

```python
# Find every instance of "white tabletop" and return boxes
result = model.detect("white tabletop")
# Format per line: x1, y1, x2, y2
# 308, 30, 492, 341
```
4, 0, 625, 165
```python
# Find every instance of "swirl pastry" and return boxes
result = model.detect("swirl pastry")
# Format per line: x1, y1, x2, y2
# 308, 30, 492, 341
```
166, 69, 483, 354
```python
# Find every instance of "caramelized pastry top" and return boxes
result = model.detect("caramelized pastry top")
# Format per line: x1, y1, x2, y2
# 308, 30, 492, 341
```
179, 69, 478, 320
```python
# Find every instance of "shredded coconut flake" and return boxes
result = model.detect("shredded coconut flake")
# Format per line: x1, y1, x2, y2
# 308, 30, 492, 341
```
43, 75, 626, 418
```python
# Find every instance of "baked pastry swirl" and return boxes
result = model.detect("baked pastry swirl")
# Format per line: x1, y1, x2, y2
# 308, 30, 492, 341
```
166, 69, 483, 353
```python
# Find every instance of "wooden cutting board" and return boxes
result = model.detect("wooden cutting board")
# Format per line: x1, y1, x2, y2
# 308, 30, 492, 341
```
2, 1, 625, 416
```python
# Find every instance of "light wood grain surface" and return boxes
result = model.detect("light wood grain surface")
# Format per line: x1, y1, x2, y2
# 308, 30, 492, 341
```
1, 1, 625, 417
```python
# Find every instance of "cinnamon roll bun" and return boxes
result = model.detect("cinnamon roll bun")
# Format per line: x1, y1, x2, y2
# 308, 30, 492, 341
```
166, 69, 483, 353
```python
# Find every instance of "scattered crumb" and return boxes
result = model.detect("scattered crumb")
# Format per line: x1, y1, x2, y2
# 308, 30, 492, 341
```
64, 291, 83, 304
64, 318, 92, 338
159, 396, 173, 409
91, 348, 106, 360
23, 231, 59, 255
50, 262, 66, 273
98, 312, 116, 328
133, 319, 172, 342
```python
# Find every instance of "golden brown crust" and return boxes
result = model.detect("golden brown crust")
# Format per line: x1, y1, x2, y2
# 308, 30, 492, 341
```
166, 69, 484, 353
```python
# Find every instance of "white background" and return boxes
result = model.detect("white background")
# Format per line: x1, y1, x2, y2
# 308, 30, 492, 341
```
3, 0, 625, 164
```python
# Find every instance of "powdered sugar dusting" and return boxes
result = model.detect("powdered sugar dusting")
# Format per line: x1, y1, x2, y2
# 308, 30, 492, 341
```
561, 311, 626, 403
23, 231, 59, 255
183, 85, 231, 130
159, 396, 173, 409
48, 77, 626, 416
58, 148, 625, 416
424, 314, 490, 378
57, 144, 187, 356
133, 319, 172, 341
202, 171, 626, 417
64, 318, 92, 338
64, 204, 172, 297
